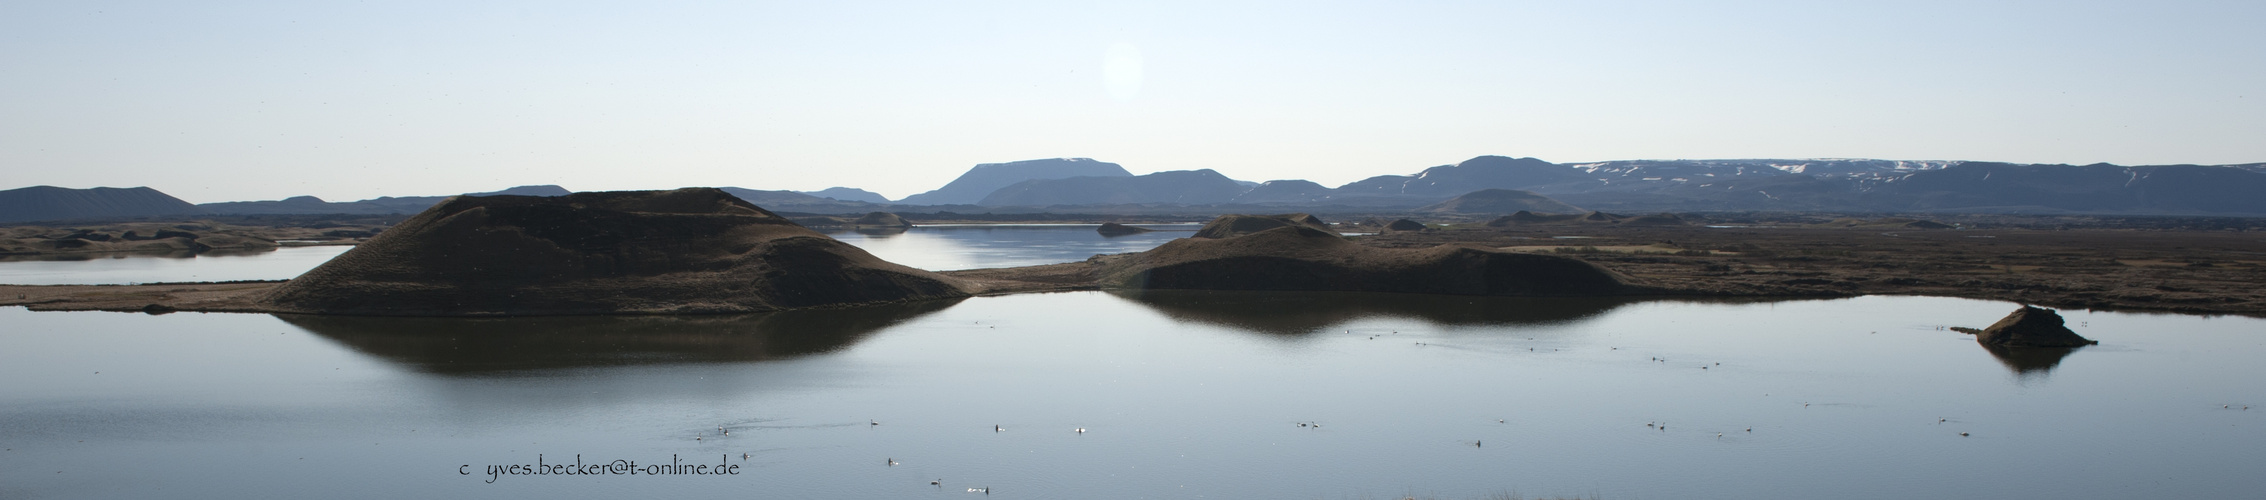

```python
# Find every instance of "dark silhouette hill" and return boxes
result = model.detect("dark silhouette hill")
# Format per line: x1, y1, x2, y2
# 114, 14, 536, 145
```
850, 212, 912, 228
1231, 180, 1334, 204
1337, 156, 1594, 198
1418, 189, 1585, 214
898, 158, 1132, 205
259, 188, 969, 316
719, 187, 836, 206
0, 186, 205, 223
1382, 219, 1428, 232
801, 187, 892, 203
1100, 216, 1640, 296
1097, 222, 1153, 236
977, 169, 1247, 206
1190, 214, 1336, 239
200, 185, 571, 215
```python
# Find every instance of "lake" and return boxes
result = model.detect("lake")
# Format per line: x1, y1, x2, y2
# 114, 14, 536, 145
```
0, 225, 2261, 499
0, 246, 353, 285
3, 293, 2262, 499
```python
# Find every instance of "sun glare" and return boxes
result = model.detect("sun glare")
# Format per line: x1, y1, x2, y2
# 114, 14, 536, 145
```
1104, 42, 1144, 101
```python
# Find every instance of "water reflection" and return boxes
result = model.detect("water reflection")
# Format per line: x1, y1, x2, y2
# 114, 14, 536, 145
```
824, 224, 1191, 271
0, 247, 287, 263
277, 299, 961, 374
1979, 343, 2085, 376
1112, 290, 1784, 335
5, 295, 2262, 499
0, 250, 198, 262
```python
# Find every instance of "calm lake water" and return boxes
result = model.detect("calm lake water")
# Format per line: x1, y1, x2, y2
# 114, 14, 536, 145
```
0, 246, 353, 285
2, 225, 2261, 499
0, 225, 1193, 285
2, 293, 2261, 499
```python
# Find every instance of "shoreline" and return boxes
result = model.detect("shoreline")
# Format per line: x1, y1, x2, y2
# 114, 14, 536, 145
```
5, 218, 2262, 318
5, 267, 2259, 319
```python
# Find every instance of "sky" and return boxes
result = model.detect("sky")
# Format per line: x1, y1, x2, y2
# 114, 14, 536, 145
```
3, 1, 2262, 204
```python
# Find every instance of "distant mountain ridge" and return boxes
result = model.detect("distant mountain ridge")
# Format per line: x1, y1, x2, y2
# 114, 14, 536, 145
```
12, 156, 2266, 222
897, 158, 1132, 205
0, 186, 204, 223
899, 156, 2266, 215
799, 187, 892, 203
200, 185, 573, 215
977, 169, 1248, 206
1334, 156, 1592, 198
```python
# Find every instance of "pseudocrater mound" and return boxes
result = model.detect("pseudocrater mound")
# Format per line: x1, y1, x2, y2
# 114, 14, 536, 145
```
260, 188, 970, 316
1189, 213, 1335, 239
1973, 306, 2098, 347
1099, 214, 1639, 296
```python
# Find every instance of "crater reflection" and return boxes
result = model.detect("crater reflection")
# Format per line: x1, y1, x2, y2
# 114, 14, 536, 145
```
277, 298, 961, 374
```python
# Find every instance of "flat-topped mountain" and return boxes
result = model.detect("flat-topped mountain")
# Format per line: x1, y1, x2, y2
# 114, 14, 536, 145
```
898, 158, 1133, 205
0, 186, 205, 223
977, 169, 1248, 206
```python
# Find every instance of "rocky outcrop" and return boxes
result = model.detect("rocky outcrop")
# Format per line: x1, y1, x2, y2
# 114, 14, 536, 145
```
259, 188, 970, 316
1097, 222, 1153, 236
1973, 306, 2098, 347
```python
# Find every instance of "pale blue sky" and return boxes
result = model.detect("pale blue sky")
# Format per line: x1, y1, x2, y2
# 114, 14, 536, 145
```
4, 1, 2260, 203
